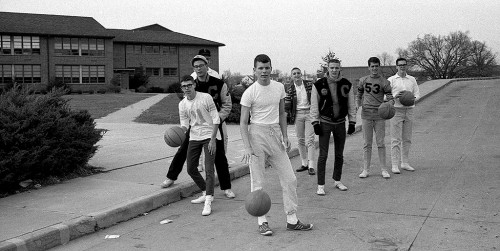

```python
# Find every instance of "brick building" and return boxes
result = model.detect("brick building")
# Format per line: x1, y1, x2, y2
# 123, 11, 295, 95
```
0, 12, 224, 92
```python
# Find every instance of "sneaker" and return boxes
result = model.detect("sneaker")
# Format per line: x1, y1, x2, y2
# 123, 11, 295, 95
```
308, 168, 316, 175
382, 170, 391, 179
359, 170, 368, 178
316, 185, 325, 196
224, 189, 236, 198
202, 195, 212, 216
391, 165, 401, 174
334, 181, 348, 191
296, 165, 308, 172
258, 222, 273, 236
191, 191, 206, 204
160, 178, 174, 188
401, 163, 415, 171
286, 220, 313, 231
198, 165, 204, 172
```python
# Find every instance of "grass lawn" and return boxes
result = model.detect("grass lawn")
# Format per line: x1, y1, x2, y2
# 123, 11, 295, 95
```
134, 93, 184, 124
64, 93, 156, 119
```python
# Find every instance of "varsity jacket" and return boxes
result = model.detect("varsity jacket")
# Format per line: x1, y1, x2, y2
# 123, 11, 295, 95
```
310, 77, 356, 124
194, 76, 232, 123
284, 80, 313, 124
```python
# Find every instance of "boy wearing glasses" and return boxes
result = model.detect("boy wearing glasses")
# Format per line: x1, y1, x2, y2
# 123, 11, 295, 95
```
388, 58, 420, 174
284, 67, 317, 175
161, 55, 235, 201
178, 75, 220, 216
356, 57, 394, 179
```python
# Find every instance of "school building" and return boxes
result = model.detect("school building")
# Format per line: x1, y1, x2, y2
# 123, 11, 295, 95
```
0, 12, 224, 92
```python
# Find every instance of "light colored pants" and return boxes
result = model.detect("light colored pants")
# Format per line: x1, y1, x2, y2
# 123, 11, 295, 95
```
362, 119, 387, 171
248, 123, 298, 216
390, 107, 414, 166
294, 110, 317, 167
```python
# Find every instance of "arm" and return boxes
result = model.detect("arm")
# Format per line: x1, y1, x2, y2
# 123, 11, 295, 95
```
207, 97, 220, 155
240, 105, 253, 164
284, 84, 293, 114
356, 78, 364, 108
218, 83, 232, 122
310, 85, 320, 125
383, 79, 395, 104
411, 77, 421, 101
279, 98, 291, 152
347, 84, 357, 123
178, 101, 190, 131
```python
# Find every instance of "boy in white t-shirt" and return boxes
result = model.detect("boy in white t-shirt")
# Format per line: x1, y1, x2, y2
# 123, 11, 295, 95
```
240, 54, 313, 236
178, 75, 220, 216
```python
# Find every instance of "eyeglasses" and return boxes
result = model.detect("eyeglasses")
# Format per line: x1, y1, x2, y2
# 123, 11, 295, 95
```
181, 83, 194, 89
397, 64, 407, 67
292, 72, 302, 75
193, 64, 206, 69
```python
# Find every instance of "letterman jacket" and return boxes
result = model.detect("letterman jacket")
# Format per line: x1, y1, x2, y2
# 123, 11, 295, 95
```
310, 77, 356, 125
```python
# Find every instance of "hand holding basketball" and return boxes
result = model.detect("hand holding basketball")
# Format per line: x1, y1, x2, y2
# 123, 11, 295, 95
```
399, 91, 415, 106
164, 126, 186, 147
378, 102, 396, 119
245, 189, 271, 217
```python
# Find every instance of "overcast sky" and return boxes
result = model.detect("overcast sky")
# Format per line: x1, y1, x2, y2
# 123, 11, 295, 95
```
1, 0, 499, 75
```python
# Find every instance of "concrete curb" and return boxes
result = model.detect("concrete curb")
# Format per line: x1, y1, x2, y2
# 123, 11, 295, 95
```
0, 148, 299, 251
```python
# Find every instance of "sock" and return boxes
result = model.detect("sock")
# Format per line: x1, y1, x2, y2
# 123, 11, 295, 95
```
308, 159, 316, 169
318, 185, 324, 189
301, 159, 308, 166
258, 216, 267, 225
287, 214, 298, 224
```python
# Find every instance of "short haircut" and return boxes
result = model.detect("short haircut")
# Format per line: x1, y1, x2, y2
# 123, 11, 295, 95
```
291, 67, 301, 73
254, 54, 272, 67
396, 57, 407, 65
368, 57, 380, 66
181, 75, 194, 83
327, 59, 341, 65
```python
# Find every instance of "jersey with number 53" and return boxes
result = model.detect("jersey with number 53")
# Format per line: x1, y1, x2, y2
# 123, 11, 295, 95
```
356, 75, 393, 120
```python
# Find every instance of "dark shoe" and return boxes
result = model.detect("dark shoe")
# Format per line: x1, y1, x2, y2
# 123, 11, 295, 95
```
287, 220, 313, 231
308, 168, 316, 175
259, 222, 273, 236
296, 165, 308, 172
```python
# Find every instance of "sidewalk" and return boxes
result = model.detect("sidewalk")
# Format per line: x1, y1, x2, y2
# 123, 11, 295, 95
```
0, 78, 463, 251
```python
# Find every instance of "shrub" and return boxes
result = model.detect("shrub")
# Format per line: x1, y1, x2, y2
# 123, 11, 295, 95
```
136, 85, 147, 93
0, 85, 105, 193
226, 84, 247, 123
146, 86, 165, 93
97, 88, 107, 94
166, 82, 181, 93
46, 79, 70, 93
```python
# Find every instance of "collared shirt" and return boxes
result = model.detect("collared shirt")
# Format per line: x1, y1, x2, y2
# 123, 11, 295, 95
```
388, 73, 420, 108
294, 81, 310, 110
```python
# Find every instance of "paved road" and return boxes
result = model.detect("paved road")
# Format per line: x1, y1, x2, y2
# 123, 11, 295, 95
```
51, 80, 500, 250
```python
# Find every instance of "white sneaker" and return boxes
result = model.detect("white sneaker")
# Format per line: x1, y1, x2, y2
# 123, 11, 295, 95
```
202, 195, 213, 216
198, 165, 204, 172
359, 170, 368, 178
391, 165, 401, 174
160, 178, 174, 188
401, 163, 415, 171
191, 191, 206, 204
334, 181, 348, 191
316, 185, 325, 195
224, 189, 236, 198
382, 170, 391, 179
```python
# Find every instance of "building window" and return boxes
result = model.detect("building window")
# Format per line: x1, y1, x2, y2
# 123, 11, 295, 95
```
82, 65, 106, 84
146, 68, 160, 76
54, 37, 104, 56
0, 65, 13, 84
163, 68, 177, 76
6, 64, 42, 84
1, 36, 12, 55
161, 45, 177, 54
56, 65, 80, 84
134, 45, 142, 54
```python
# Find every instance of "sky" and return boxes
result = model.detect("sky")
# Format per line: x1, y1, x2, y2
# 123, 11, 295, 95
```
1, 0, 499, 76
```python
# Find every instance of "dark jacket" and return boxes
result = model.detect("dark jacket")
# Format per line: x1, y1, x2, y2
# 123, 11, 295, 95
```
312, 77, 353, 124
284, 80, 313, 124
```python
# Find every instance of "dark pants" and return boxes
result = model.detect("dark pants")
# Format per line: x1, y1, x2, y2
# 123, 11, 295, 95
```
186, 139, 216, 196
317, 122, 346, 185
166, 127, 232, 190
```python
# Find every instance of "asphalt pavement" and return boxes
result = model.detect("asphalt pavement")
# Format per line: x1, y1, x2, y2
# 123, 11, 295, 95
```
0, 78, 498, 251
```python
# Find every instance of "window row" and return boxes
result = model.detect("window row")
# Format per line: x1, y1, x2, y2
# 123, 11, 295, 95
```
126, 44, 177, 55
55, 65, 105, 84
0, 35, 40, 55
54, 37, 105, 56
145, 67, 178, 77
0, 64, 41, 84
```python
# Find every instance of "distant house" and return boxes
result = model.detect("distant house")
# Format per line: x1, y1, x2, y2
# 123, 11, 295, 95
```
0, 12, 224, 92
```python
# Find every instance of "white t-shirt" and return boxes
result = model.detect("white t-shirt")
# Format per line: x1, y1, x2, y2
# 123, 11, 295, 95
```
179, 92, 221, 141
240, 80, 286, 124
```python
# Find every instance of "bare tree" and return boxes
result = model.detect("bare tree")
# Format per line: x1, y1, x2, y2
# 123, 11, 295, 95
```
399, 31, 498, 79
466, 40, 498, 77
377, 52, 394, 66
318, 49, 339, 75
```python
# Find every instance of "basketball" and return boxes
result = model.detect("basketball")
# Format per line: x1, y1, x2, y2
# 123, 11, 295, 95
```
164, 126, 186, 147
245, 189, 271, 217
378, 102, 396, 119
399, 91, 415, 106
